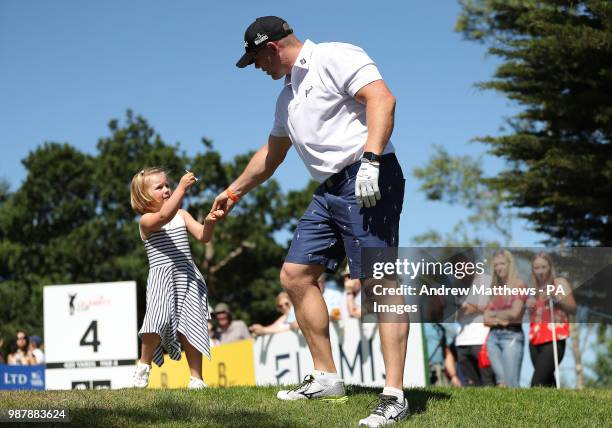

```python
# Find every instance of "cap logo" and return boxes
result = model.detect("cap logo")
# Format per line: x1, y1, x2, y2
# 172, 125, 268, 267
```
244, 41, 249, 48
253, 33, 269, 46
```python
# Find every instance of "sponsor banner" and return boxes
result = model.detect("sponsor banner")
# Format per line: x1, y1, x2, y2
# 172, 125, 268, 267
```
148, 339, 255, 388
43, 281, 138, 390
0, 365, 45, 390
253, 318, 426, 387
45, 366, 135, 390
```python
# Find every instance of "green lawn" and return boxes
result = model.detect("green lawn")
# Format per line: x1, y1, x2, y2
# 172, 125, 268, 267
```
1, 386, 610, 427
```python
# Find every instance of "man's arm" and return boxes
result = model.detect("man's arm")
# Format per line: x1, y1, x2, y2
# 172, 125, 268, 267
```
353, 80, 396, 208
354, 80, 396, 155
211, 135, 292, 214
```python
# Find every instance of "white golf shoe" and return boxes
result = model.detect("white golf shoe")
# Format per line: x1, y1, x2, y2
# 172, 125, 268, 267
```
132, 362, 151, 388
187, 377, 207, 389
358, 394, 410, 427
277, 374, 347, 403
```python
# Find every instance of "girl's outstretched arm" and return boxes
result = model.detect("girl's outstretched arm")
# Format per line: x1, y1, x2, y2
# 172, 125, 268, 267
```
179, 208, 224, 243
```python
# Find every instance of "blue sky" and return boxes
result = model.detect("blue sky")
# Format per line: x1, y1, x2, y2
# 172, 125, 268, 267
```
0, 0, 547, 246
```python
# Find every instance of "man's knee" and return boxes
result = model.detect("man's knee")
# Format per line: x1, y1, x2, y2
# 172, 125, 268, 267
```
280, 263, 322, 293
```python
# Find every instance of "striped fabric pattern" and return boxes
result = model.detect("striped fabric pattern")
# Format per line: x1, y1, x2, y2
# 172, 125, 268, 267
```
139, 214, 210, 366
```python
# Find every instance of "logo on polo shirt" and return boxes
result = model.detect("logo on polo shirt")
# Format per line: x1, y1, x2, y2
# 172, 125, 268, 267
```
305, 86, 313, 98
254, 33, 269, 46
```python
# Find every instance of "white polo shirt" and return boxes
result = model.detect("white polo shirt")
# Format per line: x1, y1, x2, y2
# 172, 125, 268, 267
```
270, 40, 395, 182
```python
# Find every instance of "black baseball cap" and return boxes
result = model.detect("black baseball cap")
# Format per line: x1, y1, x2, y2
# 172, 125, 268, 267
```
236, 16, 293, 68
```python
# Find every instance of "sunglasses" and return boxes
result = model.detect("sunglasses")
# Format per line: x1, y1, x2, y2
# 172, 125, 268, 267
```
277, 302, 291, 310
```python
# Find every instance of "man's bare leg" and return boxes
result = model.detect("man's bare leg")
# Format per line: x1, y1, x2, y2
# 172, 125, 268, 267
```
280, 262, 336, 372
380, 322, 409, 388
358, 276, 410, 425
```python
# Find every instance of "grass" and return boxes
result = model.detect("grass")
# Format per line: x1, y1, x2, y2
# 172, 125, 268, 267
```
0, 386, 611, 427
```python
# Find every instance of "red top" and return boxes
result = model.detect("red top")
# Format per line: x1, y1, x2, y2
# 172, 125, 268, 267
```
487, 285, 528, 325
487, 287, 528, 310
528, 295, 570, 345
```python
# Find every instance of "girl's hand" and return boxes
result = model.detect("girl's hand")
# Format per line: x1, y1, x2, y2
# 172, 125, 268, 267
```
179, 172, 197, 191
205, 209, 225, 223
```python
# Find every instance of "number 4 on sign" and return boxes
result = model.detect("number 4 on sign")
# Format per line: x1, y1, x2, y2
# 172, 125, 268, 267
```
80, 320, 101, 352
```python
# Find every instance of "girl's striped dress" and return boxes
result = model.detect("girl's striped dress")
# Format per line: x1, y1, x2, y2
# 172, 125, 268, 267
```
139, 213, 210, 366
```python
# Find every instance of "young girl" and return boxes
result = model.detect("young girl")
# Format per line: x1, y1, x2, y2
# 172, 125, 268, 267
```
130, 167, 223, 389
484, 250, 527, 388
527, 252, 576, 387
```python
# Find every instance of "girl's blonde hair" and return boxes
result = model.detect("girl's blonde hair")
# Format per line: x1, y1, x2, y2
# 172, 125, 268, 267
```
130, 167, 167, 215
490, 249, 519, 287
530, 252, 557, 290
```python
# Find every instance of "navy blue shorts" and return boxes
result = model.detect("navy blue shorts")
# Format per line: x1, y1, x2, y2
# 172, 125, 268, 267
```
285, 154, 405, 279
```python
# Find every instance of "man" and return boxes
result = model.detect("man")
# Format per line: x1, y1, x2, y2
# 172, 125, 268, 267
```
28, 335, 45, 364
212, 16, 408, 426
213, 303, 250, 345
456, 272, 496, 386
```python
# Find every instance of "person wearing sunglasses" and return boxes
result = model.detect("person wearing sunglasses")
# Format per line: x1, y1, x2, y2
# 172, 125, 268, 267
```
250, 291, 298, 336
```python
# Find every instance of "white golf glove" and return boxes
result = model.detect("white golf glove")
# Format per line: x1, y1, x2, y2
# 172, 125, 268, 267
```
355, 159, 381, 208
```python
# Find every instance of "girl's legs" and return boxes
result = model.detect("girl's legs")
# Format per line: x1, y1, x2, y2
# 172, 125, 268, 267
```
139, 333, 161, 365
487, 331, 506, 386
500, 330, 524, 388
530, 340, 566, 387
178, 332, 203, 380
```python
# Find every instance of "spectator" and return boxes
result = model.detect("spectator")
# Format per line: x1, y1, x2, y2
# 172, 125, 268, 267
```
484, 250, 527, 388
455, 271, 496, 387
208, 321, 220, 347
527, 252, 576, 387
425, 323, 462, 387
7, 331, 35, 365
424, 292, 461, 387
0, 338, 5, 364
343, 265, 361, 319
28, 335, 45, 364
319, 274, 344, 322
213, 303, 251, 344
250, 291, 298, 336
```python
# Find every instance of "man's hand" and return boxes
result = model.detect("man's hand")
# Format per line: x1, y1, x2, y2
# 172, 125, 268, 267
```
451, 374, 462, 387
211, 191, 237, 218
355, 159, 381, 208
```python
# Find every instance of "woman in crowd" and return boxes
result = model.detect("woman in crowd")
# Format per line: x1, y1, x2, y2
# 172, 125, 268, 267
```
7, 331, 36, 365
249, 291, 297, 336
527, 252, 576, 387
484, 250, 527, 387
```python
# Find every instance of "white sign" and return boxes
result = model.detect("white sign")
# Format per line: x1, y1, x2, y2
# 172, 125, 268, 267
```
253, 318, 426, 387
43, 281, 138, 389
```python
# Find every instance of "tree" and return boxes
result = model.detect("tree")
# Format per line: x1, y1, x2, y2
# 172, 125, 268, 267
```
412, 145, 512, 246
452, 0, 612, 387
0, 179, 10, 206
586, 324, 612, 388
455, 0, 612, 246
